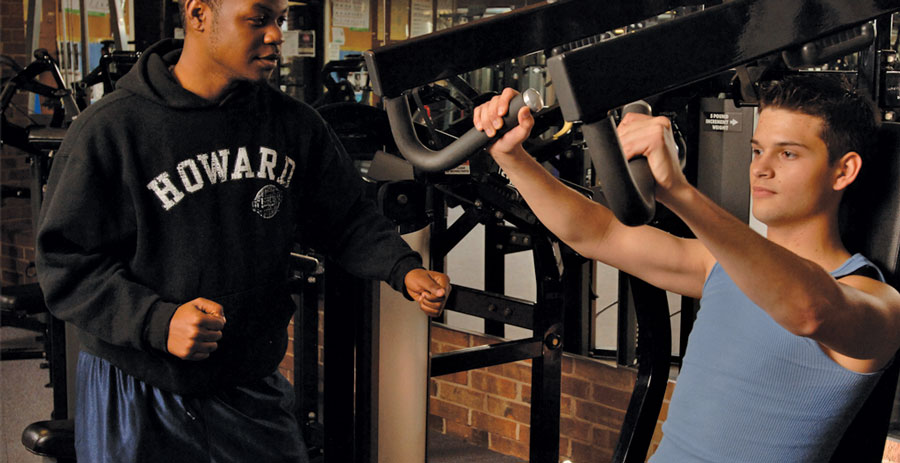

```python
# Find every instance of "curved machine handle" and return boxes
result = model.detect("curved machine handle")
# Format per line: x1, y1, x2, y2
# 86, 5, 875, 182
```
582, 101, 656, 226
383, 88, 544, 172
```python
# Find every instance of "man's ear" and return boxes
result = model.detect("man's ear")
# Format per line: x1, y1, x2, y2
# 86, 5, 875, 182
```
183, 0, 210, 33
833, 151, 862, 192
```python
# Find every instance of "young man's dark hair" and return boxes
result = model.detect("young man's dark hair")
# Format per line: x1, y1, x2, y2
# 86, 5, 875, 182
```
758, 74, 879, 164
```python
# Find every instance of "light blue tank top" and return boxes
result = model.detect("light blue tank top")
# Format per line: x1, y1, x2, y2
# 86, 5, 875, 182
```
650, 253, 885, 463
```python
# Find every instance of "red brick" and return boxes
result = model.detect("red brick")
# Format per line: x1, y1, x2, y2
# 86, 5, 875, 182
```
560, 416, 592, 442
518, 424, 529, 443
590, 383, 633, 412
559, 436, 571, 458
434, 370, 468, 385
572, 357, 636, 391
438, 382, 486, 411
574, 399, 627, 430
562, 355, 574, 374
489, 434, 529, 461
486, 395, 530, 423
471, 370, 518, 399
486, 361, 531, 383
444, 419, 471, 440
430, 397, 468, 425
591, 425, 620, 450
472, 410, 517, 440
561, 375, 591, 399
522, 384, 531, 403
664, 380, 676, 401
560, 396, 573, 417
427, 414, 444, 432
431, 325, 470, 347
571, 440, 612, 463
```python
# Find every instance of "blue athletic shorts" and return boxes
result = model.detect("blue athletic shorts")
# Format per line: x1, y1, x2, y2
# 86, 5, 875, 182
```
75, 351, 309, 463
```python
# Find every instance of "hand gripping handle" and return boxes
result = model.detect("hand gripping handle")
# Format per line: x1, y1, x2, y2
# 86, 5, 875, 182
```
383, 88, 544, 172
582, 101, 656, 226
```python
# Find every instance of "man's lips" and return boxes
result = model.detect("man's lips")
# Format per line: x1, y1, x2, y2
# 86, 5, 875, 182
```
751, 186, 776, 198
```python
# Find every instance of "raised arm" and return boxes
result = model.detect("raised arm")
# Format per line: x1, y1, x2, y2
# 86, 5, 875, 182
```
616, 109, 900, 373
473, 89, 714, 298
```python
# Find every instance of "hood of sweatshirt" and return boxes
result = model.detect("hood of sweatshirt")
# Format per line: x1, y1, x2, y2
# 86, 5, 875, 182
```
116, 38, 254, 110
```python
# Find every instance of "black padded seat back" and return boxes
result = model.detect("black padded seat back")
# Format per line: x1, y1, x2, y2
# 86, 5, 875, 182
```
831, 121, 900, 462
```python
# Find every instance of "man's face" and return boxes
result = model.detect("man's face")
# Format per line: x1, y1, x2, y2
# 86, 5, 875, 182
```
749, 108, 841, 227
204, 0, 287, 83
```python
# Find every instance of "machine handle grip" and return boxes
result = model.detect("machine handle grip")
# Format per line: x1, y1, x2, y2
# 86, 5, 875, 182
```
383, 88, 544, 172
583, 100, 656, 226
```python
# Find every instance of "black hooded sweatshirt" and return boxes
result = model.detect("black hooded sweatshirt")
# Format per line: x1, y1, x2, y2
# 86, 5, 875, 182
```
36, 39, 423, 394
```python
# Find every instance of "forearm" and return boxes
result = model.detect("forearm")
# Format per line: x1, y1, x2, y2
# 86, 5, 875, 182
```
493, 146, 615, 256
660, 184, 842, 334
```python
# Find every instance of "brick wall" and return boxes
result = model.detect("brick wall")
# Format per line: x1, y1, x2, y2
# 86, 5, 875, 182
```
428, 324, 671, 462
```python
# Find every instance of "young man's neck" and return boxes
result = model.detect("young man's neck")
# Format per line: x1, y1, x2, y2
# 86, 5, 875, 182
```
764, 214, 850, 271
172, 41, 233, 101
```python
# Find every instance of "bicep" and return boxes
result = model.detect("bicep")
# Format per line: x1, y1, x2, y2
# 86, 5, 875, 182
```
584, 219, 714, 299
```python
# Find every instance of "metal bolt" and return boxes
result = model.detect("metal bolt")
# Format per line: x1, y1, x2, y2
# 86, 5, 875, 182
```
495, 211, 504, 220
502, 307, 512, 317
474, 199, 483, 208
488, 304, 497, 312
397, 194, 409, 205
307, 276, 317, 284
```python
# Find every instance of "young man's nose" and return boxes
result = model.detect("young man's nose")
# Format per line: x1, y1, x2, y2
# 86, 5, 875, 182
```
751, 153, 775, 177
264, 24, 284, 45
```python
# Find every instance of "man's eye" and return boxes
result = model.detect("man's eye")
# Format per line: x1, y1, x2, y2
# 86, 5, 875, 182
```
277, 16, 287, 27
782, 150, 797, 159
249, 16, 266, 26
751, 148, 762, 158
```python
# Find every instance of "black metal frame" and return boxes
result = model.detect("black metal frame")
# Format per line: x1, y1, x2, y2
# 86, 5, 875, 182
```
364, 0, 686, 98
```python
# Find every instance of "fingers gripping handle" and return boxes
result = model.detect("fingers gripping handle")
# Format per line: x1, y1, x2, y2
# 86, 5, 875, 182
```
384, 89, 544, 172
583, 101, 656, 226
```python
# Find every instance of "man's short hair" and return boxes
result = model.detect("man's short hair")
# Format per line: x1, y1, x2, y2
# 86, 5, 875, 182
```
758, 74, 879, 165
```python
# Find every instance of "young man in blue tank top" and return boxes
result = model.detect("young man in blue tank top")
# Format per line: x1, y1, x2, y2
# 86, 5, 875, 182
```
473, 75, 900, 461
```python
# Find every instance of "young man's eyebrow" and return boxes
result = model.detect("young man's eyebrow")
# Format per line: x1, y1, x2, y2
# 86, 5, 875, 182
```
252, 3, 288, 14
750, 139, 811, 149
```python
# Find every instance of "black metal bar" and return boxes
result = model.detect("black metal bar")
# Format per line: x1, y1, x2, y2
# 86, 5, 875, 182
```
430, 338, 544, 377
528, 238, 564, 463
364, 0, 684, 98
547, 0, 900, 124
323, 265, 359, 463
355, 280, 378, 463
48, 316, 68, 420
484, 221, 506, 337
294, 277, 320, 422
612, 275, 671, 463
443, 285, 535, 329
0, 349, 44, 360
432, 206, 480, 262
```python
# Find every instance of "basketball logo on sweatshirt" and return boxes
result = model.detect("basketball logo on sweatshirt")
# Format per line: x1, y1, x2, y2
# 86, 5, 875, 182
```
252, 184, 282, 218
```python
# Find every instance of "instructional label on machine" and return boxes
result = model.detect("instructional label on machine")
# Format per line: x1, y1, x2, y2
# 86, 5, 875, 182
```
702, 112, 743, 132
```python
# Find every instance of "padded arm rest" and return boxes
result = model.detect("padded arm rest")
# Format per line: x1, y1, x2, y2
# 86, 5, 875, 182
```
22, 419, 76, 459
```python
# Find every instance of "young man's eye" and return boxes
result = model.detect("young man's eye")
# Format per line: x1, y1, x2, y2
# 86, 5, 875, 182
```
751, 148, 762, 158
249, 16, 266, 26
782, 150, 797, 159
277, 16, 287, 27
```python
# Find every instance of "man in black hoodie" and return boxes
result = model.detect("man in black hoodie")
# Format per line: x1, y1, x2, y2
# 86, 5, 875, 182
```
35, 0, 450, 461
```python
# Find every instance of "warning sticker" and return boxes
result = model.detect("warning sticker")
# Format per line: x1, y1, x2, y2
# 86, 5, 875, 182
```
702, 112, 743, 132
